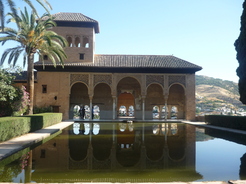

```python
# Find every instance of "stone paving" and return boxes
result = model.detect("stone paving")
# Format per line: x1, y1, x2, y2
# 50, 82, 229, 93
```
0, 120, 74, 160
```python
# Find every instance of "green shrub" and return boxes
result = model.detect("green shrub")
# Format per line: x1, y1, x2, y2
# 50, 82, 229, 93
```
25, 113, 62, 132
205, 115, 246, 130
0, 113, 62, 142
0, 117, 31, 142
33, 106, 52, 114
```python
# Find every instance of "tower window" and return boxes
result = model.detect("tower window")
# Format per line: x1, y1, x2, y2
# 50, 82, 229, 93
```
43, 55, 48, 60
79, 53, 84, 60
42, 85, 47, 93
75, 37, 81, 47
83, 37, 89, 48
67, 36, 73, 47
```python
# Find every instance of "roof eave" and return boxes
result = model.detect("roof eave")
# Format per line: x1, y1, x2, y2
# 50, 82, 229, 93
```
34, 65, 202, 74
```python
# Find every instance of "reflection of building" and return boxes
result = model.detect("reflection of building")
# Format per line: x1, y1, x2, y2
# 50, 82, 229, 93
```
31, 122, 201, 182
15, 12, 202, 120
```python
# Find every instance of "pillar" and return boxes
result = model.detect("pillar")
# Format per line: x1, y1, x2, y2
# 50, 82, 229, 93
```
89, 96, 93, 120
142, 96, 146, 120
164, 95, 168, 120
112, 96, 116, 120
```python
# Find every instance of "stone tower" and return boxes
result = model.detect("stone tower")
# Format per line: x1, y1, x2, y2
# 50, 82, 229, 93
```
43, 12, 99, 63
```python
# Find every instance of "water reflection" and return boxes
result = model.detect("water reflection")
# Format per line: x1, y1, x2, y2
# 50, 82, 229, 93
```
1, 122, 246, 182
27, 122, 200, 182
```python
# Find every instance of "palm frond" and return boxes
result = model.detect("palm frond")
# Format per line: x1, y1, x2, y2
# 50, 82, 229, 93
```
0, 0, 4, 30
0, 46, 24, 66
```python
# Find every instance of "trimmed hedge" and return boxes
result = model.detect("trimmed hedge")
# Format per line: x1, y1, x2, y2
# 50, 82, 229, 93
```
205, 115, 246, 131
0, 113, 62, 142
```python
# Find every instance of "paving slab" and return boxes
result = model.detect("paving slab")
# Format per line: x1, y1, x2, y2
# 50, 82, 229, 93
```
0, 120, 73, 160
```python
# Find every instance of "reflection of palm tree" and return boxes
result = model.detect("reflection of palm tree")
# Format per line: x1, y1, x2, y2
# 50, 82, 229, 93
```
0, 8, 67, 114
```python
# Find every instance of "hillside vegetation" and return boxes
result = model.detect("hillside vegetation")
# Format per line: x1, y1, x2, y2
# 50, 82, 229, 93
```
195, 75, 245, 115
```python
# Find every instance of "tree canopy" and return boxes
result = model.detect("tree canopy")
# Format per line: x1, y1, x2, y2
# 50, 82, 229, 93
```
235, 0, 246, 104
0, 0, 52, 30
0, 7, 67, 114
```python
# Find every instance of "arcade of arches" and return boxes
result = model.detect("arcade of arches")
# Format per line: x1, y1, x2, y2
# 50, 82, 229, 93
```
69, 73, 196, 120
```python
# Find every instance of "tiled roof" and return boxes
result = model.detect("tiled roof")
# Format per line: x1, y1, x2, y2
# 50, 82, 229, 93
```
51, 12, 98, 23
49, 12, 100, 33
12, 71, 37, 82
34, 54, 202, 70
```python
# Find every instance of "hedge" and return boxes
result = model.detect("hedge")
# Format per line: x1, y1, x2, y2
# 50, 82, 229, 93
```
205, 115, 246, 131
0, 113, 62, 142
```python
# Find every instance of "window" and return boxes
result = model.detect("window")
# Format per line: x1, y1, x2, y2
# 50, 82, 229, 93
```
43, 55, 48, 60
42, 85, 47, 93
67, 36, 73, 47
75, 37, 80, 47
83, 37, 89, 48
79, 53, 84, 60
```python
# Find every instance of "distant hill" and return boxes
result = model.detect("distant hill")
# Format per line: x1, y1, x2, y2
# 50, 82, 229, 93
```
195, 75, 245, 112
196, 75, 239, 95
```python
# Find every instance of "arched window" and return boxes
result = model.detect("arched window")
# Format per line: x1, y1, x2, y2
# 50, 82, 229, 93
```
171, 123, 178, 135
152, 106, 160, 119
84, 105, 91, 119
83, 37, 89, 48
75, 37, 80, 47
161, 106, 168, 119
119, 106, 127, 116
67, 36, 73, 47
92, 105, 100, 119
171, 106, 178, 119
73, 105, 80, 119
128, 105, 134, 116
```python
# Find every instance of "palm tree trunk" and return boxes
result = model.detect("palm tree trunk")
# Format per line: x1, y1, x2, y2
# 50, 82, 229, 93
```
27, 53, 34, 115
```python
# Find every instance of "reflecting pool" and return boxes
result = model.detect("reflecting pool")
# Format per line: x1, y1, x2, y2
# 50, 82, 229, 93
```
0, 122, 246, 183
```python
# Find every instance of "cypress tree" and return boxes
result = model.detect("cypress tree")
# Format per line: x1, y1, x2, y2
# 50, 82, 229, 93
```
235, 0, 246, 104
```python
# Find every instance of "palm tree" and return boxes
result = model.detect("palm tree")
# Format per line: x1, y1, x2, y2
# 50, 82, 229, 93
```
0, 7, 68, 114
0, 0, 52, 30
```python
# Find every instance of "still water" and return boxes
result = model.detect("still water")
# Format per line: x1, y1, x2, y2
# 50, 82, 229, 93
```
0, 122, 246, 183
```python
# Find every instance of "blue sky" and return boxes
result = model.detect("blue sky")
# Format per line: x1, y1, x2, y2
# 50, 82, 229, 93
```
0, 0, 244, 82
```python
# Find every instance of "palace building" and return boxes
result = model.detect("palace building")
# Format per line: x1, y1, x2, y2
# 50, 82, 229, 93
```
24, 12, 202, 120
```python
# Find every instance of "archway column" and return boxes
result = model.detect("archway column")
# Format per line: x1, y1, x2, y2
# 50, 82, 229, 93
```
89, 95, 93, 120
142, 96, 146, 120
112, 96, 116, 120
164, 95, 168, 120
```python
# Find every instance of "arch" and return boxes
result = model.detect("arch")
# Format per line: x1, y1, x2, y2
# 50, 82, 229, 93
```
171, 106, 178, 119
92, 105, 100, 119
128, 105, 134, 117
161, 105, 168, 119
116, 75, 141, 87
118, 93, 134, 116
146, 82, 164, 92
67, 36, 73, 47
93, 83, 112, 119
152, 106, 160, 119
117, 77, 141, 118
168, 83, 186, 95
83, 37, 89, 48
145, 124, 164, 161
73, 105, 80, 119
75, 37, 81, 47
92, 124, 112, 160
69, 124, 89, 161
145, 84, 165, 119
69, 82, 89, 119
84, 105, 91, 119
167, 84, 185, 119
167, 123, 186, 162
